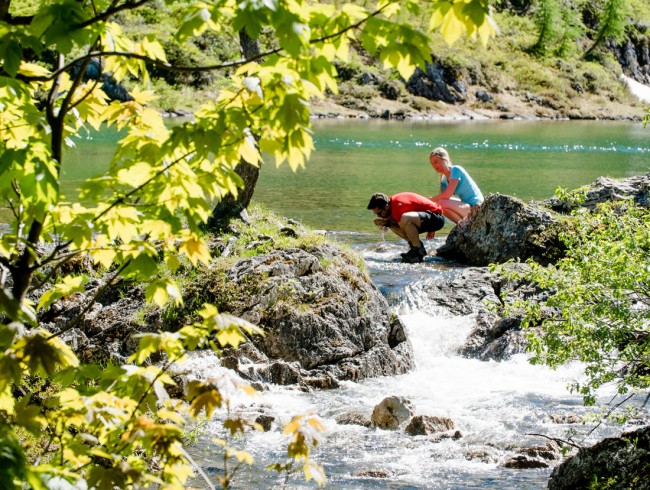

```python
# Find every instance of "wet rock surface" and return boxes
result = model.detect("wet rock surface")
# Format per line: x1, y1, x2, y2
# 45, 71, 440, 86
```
336, 411, 373, 428
211, 243, 415, 385
548, 425, 650, 490
404, 415, 454, 436
423, 266, 542, 361
41, 241, 415, 388
371, 396, 415, 430
429, 174, 650, 361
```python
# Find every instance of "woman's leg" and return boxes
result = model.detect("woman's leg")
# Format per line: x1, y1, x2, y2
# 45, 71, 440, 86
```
439, 198, 470, 224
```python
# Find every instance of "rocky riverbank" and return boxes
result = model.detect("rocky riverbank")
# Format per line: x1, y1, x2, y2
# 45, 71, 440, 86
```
305, 45, 650, 123
308, 87, 647, 122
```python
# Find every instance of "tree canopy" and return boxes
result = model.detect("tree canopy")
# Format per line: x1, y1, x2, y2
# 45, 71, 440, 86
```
0, 0, 494, 487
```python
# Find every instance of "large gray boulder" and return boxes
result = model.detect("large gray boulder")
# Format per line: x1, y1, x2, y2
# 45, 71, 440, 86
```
204, 243, 415, 385
548, 425, 650, 490
437, 174, 649, 266
42, 240, 414, 388
405, 60, 468, 103
437, 193, 565, 266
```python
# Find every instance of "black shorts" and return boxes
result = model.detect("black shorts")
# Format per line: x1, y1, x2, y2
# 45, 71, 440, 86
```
417, 211, 445, 233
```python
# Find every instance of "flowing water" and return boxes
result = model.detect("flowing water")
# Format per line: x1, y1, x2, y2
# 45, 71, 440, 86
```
184, 236, 634, 489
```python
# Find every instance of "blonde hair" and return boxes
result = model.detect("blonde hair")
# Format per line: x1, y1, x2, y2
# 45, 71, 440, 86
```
430, 147, 450, 164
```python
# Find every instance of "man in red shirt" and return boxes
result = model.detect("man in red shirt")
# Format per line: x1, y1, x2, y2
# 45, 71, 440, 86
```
367, 192, 445, 263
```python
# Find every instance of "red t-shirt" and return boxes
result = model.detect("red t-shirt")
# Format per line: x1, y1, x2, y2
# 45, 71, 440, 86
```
390, 192, 443, 222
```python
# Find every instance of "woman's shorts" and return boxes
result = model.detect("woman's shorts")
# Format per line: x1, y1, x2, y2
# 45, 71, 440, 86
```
417, 211, 445, 232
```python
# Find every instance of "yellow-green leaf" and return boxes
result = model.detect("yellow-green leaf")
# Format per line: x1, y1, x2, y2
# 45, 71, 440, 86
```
178, 234, 211, 266
37, 275, 87, 311
0, 385, 15, 414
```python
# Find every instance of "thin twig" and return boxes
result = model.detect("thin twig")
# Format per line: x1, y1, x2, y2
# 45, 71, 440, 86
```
91, 151, 193, 223
582, 393, 636, 442
525, 432, 582, 449
77, 0, 151, 29
181, 446, 216, 490
128, 358, 174, 420
641, 393, 650, 410
29, 250, 80, 292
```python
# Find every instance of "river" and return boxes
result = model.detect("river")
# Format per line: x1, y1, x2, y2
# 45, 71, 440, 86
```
179, 120, 648, 488
253, 119, 649, 233
184, 234, 634, 489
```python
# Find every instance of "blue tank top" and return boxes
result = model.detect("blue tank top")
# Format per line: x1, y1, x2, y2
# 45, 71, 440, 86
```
440, 165, 484, 206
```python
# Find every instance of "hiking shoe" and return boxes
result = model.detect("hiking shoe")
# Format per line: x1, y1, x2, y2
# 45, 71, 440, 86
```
400, 245, 418, 259
400, 243, 427, 263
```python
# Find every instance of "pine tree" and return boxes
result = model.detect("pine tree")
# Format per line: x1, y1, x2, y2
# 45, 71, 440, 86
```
531, 0, 564, 55
584, 0, 630, 59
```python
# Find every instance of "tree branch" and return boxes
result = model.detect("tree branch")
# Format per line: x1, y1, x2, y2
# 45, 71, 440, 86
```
29, 250, 80, 292
583, 393, 636, 441
78, 0, 152, 29
22, 3, 394, 83
181, 447, 216, 490
525, 432, 582, 449
91, 151, 194, 223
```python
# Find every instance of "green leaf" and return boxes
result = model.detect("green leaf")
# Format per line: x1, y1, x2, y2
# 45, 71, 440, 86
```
37, 275, 87, 311
16, 330, 80, 377
0, 350, 24, 392
0, 38, 23, 77
187, 380, 223, 418
15, 396, 47, 435
146, 281, 169, 307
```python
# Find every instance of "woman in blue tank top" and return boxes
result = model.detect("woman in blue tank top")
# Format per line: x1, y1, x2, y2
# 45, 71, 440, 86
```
428, 147, 484, 223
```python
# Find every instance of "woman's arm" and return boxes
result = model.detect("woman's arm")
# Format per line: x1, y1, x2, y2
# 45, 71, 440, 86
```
429, 179, 458, 201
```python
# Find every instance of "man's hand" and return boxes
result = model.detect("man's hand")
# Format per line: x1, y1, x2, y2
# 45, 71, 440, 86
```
374, 218, 389, 227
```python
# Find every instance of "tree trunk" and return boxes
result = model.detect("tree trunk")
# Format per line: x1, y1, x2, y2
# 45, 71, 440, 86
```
208, 30, 262, 230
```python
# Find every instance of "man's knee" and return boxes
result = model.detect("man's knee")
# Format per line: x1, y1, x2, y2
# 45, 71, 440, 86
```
399, 212, 421, 226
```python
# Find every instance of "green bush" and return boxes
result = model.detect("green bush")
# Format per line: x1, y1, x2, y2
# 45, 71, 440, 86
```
501, 201, 650, 415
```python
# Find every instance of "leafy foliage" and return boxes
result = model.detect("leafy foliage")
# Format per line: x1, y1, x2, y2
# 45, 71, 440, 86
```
502, 201, 650, 412
530, 0, 563, 55
0, 0, 494, 488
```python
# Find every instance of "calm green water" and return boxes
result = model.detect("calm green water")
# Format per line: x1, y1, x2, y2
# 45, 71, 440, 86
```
5, 119, 648, 231
254, 119, 649, 233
